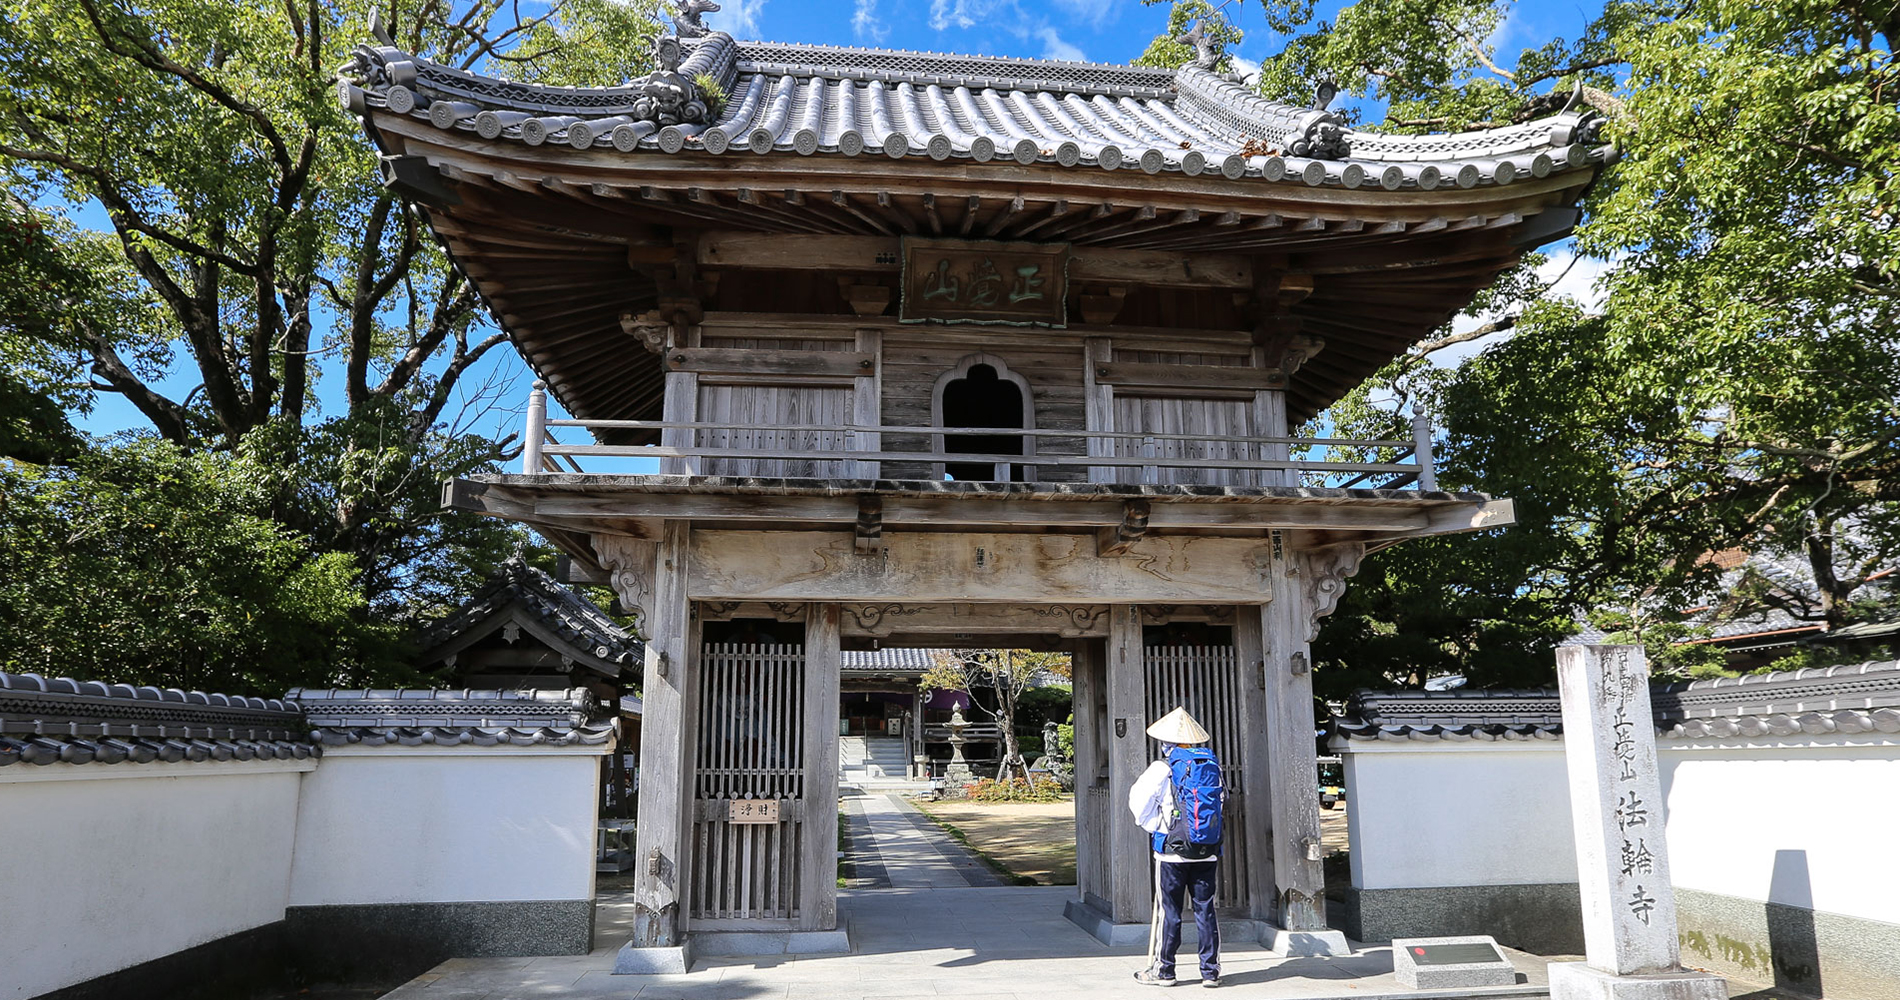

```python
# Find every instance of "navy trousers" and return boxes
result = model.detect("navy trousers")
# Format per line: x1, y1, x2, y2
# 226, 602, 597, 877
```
1156, 858, 1220, 980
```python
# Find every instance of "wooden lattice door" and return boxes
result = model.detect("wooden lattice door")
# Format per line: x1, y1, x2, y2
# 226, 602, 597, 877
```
1143, 643, 1253, 912
688, 642, 810, 927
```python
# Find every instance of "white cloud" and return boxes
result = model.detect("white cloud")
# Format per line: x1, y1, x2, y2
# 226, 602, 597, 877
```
1050, 0, 1116, 22
1036, 26, 1085, 62
930, 0, 1003, 31
852, 0, 888, 41
712, 0, 767, 38
1229, 54, 1261, 83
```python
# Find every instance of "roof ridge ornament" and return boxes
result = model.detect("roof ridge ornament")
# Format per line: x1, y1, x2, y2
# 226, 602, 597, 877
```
1287, 79, 1349, 160
635, 34, 711, 126
1175, 18, 1221, 73
672, 0, 720, 39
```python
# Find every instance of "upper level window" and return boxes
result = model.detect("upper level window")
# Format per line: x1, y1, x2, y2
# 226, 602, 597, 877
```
932, 354, 1035, 482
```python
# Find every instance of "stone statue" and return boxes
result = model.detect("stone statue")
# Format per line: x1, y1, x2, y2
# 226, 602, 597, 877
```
672, 0, 721, 38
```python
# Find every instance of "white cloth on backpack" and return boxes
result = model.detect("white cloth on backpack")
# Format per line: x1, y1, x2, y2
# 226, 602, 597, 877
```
1129, 758, 1193, 863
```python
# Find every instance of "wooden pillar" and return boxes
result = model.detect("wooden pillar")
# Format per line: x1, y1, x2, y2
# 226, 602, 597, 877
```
1083, 337, 1116, 483
1071, 638, 1105, 907
661, 327, 699, 475
799, 603, 842, 930
851, 329, 882, 479
1105, 605, 1152, 923
1257, 538, 1361, 931
1233, 607, 1279, 921
630, 521, 697, 946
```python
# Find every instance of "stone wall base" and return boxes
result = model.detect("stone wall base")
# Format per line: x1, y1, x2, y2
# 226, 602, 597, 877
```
30, 922, 291, 1000
285, 899, 595, 980
1337, 883, 1584, 956
1675, 886, 1900, 1000
1548, 962, 1725, 1000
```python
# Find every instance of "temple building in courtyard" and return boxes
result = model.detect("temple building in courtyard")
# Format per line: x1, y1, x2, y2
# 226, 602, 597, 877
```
339, 1, 1610, 968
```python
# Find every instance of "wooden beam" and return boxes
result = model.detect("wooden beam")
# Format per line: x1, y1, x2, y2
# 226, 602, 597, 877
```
688, 530, 1276, 603
1095, 361, 1286, 391
855, 493, 882, 554
838, 602, 1110, 638
664, 347, 876, 378
695, 232, 1251, 288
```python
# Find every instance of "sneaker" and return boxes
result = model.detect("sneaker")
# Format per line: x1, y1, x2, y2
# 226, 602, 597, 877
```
1201, 975, 1220, 988
1133, 968, 1176, 987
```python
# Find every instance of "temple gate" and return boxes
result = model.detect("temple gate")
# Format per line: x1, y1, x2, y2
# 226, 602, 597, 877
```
338, 0, 1610, 970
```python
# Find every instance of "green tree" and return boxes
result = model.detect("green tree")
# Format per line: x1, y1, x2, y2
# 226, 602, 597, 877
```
1141, 1, 1900, 685
0, 1, 665, 676
921, 650, 1074, 781
0, 439, 404, 693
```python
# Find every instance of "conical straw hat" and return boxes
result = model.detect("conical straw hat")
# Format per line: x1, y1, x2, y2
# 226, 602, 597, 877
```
1145, 706, 1210, 744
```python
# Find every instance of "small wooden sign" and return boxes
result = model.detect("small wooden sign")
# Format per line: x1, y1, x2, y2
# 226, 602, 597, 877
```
899, 237, 1069, 328
727, 798, 780, 824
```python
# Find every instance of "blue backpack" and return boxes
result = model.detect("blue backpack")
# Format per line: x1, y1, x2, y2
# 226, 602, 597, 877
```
1156, 745, 1224, 859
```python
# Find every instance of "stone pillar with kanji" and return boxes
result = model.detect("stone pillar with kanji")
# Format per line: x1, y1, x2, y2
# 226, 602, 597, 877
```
1550, 645, 1726, 1000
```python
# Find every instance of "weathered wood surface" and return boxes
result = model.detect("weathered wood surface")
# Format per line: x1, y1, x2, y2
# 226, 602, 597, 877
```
1096, 362, 1286, 392
800, 604, 842, 931
630, 522, 696, 946
1112, 394, 1263, 487
1072, 639, 1110, 910
688, 531, 1275, 603
698, 232, 1253, 289
1234, 608, 1280, 920
1106, 606, 1153, 924
852, 329, 882, 478
693, 383, 853, 478
837, 602, 1110, 637
690, 641, 805, 925
667, 347, 876, 378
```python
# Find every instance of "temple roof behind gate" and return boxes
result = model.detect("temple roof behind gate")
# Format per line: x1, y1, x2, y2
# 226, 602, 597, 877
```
340, 11, 1613, 431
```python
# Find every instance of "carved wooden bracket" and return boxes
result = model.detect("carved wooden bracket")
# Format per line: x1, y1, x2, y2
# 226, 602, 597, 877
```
855, 494, 883, 555
1300, 541, 1366, 642
1096, 499, 1151, 556
592, 532, 657, 628
621, 309, 670, 354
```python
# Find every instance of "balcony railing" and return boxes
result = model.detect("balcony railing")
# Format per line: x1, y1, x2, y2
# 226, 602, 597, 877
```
517, 383, 1437, 490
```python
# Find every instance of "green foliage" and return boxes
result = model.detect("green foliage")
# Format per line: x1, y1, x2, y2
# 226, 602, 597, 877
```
1236, 0, 1900, 692
960, 776, 1068, 803
0, 0, 663, 688
1013, 684, 1073, 756
0, 439, 409, 693
693, 72, 728, 119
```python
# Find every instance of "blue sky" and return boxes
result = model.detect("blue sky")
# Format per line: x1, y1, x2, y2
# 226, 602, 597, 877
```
67, 0, 1605, 444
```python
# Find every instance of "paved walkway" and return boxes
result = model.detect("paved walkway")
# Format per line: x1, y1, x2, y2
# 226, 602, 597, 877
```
381, 886, 1632, 1000
845, 790, 1006, 888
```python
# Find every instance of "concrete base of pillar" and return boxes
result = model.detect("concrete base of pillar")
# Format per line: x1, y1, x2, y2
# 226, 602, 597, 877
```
1548, 962, 1728, 1000
691, 929, 851, 957
612, 942, 693, 975
1263, 925, 1352, 957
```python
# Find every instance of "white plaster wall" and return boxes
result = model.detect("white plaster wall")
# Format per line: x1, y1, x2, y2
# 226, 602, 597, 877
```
0, 762, 311, 1000
1339, 736, 1900, 924
288, 746, 603, 906
1661, 739, 1900, 925
1341, 743, 1577, 889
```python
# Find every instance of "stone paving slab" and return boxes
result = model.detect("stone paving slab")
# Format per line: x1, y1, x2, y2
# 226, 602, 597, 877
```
381, 886, 1771, 1000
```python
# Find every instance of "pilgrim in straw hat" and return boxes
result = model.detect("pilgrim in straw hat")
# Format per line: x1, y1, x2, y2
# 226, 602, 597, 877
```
1145, 706, 1210, 745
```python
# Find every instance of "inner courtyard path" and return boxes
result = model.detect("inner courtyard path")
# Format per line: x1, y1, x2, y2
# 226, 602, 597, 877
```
845, 791, 1009, 888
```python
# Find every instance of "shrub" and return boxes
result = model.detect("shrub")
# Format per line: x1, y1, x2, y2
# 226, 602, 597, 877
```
962, 776, 1067, 803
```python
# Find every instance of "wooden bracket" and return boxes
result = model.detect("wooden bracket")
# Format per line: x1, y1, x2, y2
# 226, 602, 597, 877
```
1096, 499, 1152, 556
855, 493, 883, 554
839, 279, 892, 317
1078, 286, 1127, 325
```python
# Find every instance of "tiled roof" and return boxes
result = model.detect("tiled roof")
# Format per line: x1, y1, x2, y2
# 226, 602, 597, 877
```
417, 555, 642, 678
339, 24, 1609, 187
289, 687, 616, 748
0, 672, 313, 767
1331, 658, 1900, 743
842, 647, 952, 674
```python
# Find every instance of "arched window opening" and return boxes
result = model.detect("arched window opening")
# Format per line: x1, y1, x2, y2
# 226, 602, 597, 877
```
932, 355, 1035, 482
